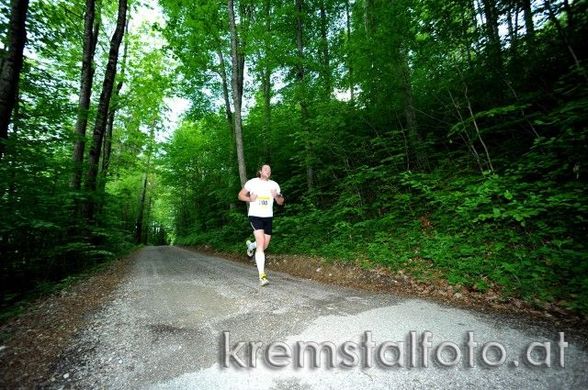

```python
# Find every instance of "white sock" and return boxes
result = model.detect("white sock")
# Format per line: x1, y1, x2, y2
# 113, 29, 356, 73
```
255, 249, 265, 276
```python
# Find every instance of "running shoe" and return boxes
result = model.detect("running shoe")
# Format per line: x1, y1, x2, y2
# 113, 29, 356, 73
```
246, 239, 256, 258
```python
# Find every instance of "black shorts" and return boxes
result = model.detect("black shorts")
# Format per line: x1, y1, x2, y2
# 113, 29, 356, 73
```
249, 216, 273, 235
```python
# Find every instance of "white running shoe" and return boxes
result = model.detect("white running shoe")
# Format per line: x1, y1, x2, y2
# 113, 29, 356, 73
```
259, 273, 269, 286
246, 240, 256, 258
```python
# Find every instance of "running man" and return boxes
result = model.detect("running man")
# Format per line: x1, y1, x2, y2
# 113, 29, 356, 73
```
238, 164, 284, 286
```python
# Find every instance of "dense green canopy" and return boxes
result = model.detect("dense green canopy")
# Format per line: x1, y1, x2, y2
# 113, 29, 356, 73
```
1, 0, 587, 314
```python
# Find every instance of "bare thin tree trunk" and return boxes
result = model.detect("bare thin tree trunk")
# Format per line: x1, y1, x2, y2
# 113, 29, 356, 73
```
505, 80, 540, 138
0, 0, 29, 161
70, 0, 100, 190
83, 0, 128, 221
448, 90, 484, 174
464, 85, 494, 172
227, 0, 247, 187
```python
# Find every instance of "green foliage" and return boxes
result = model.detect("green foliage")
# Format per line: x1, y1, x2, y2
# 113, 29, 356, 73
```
0, 0, 171, 313
153, 0, 588, 315
3, 0, 587, 319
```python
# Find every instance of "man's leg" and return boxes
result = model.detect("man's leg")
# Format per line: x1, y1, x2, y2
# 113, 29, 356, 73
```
263, 234, 271, 250
253, 229, 266, 277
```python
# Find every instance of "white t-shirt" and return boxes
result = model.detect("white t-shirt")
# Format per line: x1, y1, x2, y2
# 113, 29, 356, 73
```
244, 177, 281, 217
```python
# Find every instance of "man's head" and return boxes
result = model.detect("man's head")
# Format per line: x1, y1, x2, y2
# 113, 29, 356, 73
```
258, 164, 271, 179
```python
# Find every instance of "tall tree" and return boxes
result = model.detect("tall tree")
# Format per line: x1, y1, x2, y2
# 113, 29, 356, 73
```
100, 16, 129, 196
520, 0, 535, 41
135, 127, 154, 244
159, 0, 234, 134
83, 0, 128, 221
0, 0, 29, 161
481, 0, 505, 88
398, 1, 428, 171
70, 0, 101, 190
227, 0, 247, 186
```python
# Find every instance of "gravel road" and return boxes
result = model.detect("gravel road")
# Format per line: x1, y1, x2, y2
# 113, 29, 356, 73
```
48, 246, 588, 389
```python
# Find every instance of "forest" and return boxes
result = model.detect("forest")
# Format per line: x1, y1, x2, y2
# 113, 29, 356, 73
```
0, 0, 586, 316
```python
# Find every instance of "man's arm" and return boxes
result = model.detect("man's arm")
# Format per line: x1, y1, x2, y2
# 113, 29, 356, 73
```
275, 193, 285, 206
238, 187, 255, 202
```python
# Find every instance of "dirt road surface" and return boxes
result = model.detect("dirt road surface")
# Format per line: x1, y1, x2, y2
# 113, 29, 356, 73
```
24, 247, 588, 388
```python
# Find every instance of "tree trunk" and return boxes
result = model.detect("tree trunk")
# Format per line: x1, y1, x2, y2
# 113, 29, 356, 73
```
345, 0, 354, 103
216, 48, 233, 133
295, 0, 313, 192
319, 0, 331, 98
83, 0, 127, 221
482, 0, 501, 45
237, 3, 251, 100
464, 85, 494, 172
449, 90, 484, 174
562, 0, 574, 33
481, 0, 504, 77
70, 0, 100, 190
471, 0, 483, 55
135, 131, 153, 244
99, 69, 123, 196
295, 0, 305, 84
100, 15, 129, 195
543, 0, 585, 80
100, 94, 116, 186
5, 83, 20, 201
262, 0, 272, 159
520, 0, 535, 40
363, 0, 374, 36
506, 2, 519, 57
227, 0, 247, 187
0, 0, 29, 161
135, 166, 149, 244
400, 48, 428, 171
215, 45, 239, 200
